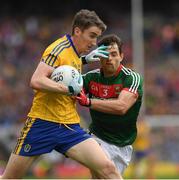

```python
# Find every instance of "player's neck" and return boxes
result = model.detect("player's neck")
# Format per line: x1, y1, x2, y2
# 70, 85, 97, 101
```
71, 36, 81, 55
103, 71, 115, 77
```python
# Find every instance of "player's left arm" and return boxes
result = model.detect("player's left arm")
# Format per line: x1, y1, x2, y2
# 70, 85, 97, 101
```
91, 72, 143, 115
77, 71, 143, 115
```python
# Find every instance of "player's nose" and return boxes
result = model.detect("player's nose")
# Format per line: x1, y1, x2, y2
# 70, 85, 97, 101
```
91, 39, 97, 46
108, 54, 112, 61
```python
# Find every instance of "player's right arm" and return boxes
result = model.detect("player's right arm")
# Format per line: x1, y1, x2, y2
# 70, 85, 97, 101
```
30, 37, 83, 96
30, 61, 69, 94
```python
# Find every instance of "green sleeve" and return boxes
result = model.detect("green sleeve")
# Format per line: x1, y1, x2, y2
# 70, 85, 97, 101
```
82, 73, 91, 93
123, 72, 143, 97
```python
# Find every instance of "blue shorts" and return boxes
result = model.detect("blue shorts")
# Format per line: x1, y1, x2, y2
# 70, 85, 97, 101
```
13, 117, 91, 156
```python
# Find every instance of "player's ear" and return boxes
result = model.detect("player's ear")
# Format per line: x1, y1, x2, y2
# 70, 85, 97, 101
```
74, 27, 82, 36
120, 53, 124, 62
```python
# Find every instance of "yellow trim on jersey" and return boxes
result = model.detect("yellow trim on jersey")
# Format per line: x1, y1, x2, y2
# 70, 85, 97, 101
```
14, 117, 36, 155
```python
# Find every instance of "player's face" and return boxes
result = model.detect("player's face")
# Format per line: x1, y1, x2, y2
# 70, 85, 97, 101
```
100, 43, 123, 77
74, 26, 102, 54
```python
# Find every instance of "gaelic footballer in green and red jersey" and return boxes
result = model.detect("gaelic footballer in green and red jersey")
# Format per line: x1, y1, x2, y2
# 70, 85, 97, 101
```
83, 64, 143, 147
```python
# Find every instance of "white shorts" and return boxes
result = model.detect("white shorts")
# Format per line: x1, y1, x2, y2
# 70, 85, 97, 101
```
93, 135, 133, 174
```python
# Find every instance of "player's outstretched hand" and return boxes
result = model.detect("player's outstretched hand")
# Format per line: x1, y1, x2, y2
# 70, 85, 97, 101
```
76, 89, 91, 107
85, 45, 109, 63
68, 75, 83, 95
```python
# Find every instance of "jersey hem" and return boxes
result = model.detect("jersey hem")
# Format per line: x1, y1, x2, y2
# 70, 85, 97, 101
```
27, 115, 80, 124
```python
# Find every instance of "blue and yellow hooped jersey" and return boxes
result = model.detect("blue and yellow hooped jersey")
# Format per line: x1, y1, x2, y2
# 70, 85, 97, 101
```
28, 34, 82, 124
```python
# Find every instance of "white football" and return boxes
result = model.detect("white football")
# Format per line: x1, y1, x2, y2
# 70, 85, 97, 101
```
51, 65, 81, 86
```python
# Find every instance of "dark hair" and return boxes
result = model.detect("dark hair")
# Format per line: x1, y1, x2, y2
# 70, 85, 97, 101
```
98, 34, 123, 54
72, 9, 106, 35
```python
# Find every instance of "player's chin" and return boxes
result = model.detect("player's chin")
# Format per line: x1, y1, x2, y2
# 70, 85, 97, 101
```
84, 49, 90, 53
85, 46, 92, 53
107, 66, 115, 72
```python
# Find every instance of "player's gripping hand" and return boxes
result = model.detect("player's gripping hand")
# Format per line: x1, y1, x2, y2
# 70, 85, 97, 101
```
68, 75, 83, 96
85, 45, 109, 63
76, 89, 91, 107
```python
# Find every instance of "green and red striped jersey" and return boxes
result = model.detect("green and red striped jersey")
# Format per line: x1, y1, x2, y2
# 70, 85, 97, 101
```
83, 64, 143, 147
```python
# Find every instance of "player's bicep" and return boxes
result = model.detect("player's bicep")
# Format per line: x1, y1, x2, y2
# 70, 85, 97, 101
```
117, 90, 138, 111
31, 62, 54, 80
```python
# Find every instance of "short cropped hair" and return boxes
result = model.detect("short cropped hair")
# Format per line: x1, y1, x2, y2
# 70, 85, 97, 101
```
72, 9, 106, 35
98, 34, 123, 54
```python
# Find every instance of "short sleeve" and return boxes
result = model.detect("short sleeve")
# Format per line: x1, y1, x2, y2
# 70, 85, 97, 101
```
41, 48, 60, 68
123, 72, 143, 97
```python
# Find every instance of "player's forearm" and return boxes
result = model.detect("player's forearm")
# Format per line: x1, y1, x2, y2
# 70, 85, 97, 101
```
90, 99, 128, 115
30, 76, 69, 94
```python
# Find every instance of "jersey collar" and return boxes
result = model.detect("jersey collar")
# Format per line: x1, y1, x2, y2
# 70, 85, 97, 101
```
66, 34, 80, 58
114, 64, 123, 77
100, 64, 123, 78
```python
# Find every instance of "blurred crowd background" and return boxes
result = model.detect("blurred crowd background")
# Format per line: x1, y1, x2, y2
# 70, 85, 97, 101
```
0, 0, 179, 178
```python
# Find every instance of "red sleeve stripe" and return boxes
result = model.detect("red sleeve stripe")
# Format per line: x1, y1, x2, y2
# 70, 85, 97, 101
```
122, 88, 139, 97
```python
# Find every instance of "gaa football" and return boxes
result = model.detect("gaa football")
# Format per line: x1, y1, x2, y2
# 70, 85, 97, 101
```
51, 65, 81, 86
